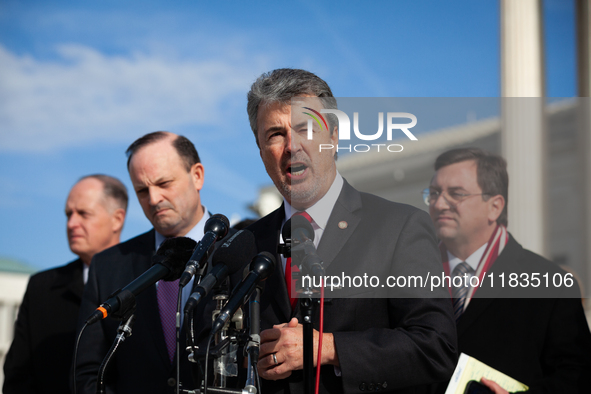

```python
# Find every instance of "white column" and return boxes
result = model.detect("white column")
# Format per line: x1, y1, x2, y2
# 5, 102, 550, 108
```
576, 0, 591, 297
500, 0, 547, 256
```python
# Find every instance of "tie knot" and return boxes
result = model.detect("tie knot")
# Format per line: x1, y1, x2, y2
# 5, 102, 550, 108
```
292, 211, 313, 223
452, 262, 474, 278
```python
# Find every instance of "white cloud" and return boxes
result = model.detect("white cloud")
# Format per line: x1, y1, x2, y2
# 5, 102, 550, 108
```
0, 44, 264, 152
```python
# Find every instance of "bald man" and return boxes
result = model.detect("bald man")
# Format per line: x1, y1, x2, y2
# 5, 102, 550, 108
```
3, 175, 127, 394
76, 132, 220, 394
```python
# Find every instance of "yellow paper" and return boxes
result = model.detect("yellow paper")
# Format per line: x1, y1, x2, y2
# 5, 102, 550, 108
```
445, 353, 529, 394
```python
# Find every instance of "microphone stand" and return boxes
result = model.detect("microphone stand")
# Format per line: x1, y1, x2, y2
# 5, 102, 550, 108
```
96, 313, 136, 394
280, 234, 320, 394
280, 235, 322, 394
244, 286, 262, 394
299, 287, 319, 394
212, 293, 243, 388
291, 243, 322, 394
180, 264, 209, 394
187, 285, 242, 393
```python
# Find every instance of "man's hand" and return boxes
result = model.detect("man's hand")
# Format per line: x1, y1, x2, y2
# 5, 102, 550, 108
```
480, 378, 509, 394
257, 318, 339, 380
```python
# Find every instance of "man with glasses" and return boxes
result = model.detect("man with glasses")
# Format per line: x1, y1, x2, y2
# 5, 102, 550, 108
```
426, 148, 591, 394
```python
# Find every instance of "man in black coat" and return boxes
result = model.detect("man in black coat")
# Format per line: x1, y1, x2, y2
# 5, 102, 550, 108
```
243, 69, 457, 394
75, 132, 222, 394
3, 175, 127, 394
426, 148, 591, 393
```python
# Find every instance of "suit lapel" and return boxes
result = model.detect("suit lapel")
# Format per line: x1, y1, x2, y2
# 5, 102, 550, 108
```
133, 230, 172, 368
317, 180, 362, 272
51, 259, 84, 303
69, 261, 85, 301
457, 236, 520, 337
457, 298, 495, 337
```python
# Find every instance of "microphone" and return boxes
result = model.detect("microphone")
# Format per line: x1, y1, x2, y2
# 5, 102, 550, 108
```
289, 215, 325, 277
249, 280, 265, 345
281, 218, 292, 241
184, 229, 257, 313
244, 280, 265, 393
86, 237, 196, 325
211, 252, 275, 334
179, 214, 230, 288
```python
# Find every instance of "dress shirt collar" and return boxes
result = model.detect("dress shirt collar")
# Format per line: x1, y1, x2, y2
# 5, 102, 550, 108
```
154, 207, 210, 249
283, 172, 344, 231
153, 207, 209, 327
83, 263, 89, 284
447, 241, 488, 274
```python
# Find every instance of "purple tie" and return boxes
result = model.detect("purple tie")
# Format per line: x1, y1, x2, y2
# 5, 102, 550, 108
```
157, 278, 179, 363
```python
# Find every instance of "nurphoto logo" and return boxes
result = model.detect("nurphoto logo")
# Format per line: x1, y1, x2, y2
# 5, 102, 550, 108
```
302, 107, 418, 153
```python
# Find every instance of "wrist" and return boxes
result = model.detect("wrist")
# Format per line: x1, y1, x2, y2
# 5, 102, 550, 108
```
320, 333, 339, 366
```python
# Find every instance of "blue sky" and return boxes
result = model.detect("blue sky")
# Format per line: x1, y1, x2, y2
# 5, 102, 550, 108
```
0, 0, 576, 271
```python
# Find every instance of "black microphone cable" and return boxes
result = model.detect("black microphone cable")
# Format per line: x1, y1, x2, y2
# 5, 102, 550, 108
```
72, 321, 88, 394
204, 331, 215, 394
96, 314, 135, 394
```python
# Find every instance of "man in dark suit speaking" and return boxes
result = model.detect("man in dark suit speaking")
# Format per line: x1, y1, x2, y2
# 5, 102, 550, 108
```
3, 174, 127, 394
426, 148, 591, 393
76, 132, 215, 394
245, 68, 457, 394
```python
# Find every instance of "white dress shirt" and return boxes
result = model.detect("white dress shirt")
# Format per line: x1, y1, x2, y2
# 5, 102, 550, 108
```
447, 242, 488, 275
281, 172, 344, 273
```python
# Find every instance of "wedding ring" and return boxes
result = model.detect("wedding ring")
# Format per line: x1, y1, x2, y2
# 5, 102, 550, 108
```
272, 353, 278, 365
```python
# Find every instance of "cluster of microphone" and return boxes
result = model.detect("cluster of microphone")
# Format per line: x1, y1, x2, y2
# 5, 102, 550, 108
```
81, 212, 328, 394
85, 214, 276, 338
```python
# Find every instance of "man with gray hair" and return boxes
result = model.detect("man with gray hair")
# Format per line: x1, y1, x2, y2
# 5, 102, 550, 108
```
3, 174, 127, 394
244, 68, 457, 394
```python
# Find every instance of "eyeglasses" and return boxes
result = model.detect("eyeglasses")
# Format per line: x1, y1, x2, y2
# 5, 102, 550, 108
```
421, 188, 488, 207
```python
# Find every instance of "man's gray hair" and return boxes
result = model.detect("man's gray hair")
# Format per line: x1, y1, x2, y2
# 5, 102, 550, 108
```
79, 174, 129, 211
247, 68, 338, 147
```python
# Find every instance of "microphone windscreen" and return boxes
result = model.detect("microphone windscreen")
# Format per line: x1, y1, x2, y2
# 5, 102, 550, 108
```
205, 213, 230, 237
212, 229, 257, 274
251, 251, 276, 280
153, 237, 198, 281
291, 215, 315, 243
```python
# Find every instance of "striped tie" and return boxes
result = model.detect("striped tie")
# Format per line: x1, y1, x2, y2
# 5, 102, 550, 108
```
452, 262, 475, 321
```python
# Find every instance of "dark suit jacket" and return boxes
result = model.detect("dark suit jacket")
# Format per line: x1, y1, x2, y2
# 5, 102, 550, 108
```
432, 235, 591, 394
75, 230, 196, 394
3, 259, 84, 394
247, 180, 457, 394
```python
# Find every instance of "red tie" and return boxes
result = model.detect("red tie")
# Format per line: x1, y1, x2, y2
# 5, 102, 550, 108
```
286, 211, 313, 310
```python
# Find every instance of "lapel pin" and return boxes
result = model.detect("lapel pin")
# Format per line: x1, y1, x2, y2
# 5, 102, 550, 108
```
338, 221, 348, 229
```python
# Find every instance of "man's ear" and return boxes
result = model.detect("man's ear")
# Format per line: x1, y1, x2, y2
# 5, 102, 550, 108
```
330, 126, 338, 159
111, 208, 126, 233
191, 163, 205, 191
330, 126, 338, 145
488, 195, 505, 224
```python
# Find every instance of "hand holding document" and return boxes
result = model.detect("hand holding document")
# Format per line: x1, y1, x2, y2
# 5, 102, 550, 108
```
445, 353, 528, 394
